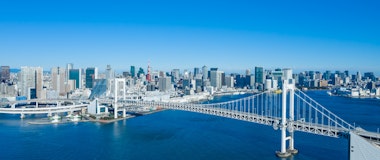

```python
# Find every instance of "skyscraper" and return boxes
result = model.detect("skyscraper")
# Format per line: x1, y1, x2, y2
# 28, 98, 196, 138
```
1, 66, 10, 82
106, 65, 114, 80
51, 67, 66, 96
19, 66, 43, 99
69, 69, 81, 89
159, 77, 172, 92
130, 66, 136, 78
255, 67, 264, 84
86, 67, 98, 89
210, 68, 223, 89
66, 63, 73, 83
194, 68, 200, 77
202, 65, 208, 81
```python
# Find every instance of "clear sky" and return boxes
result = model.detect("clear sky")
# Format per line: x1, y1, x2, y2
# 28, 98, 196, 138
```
0, 0, 379, 74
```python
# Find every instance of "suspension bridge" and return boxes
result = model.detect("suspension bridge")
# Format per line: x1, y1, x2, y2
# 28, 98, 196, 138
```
0, 79, 379, 159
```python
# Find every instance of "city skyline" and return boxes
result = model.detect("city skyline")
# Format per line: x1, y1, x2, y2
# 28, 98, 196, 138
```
1, 1, 380, 73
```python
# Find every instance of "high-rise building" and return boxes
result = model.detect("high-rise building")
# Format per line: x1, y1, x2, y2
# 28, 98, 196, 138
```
130, 66, 136, 78
210, 68, 223, 89
86, 67, 98, 89
225, 76, 234, 88
194, 68, 200, 77
246, 69, 251, 76
171, 69, 180, 82
283, 68, 293, 80
69, 69, 82, 89
106, 65, 115, 80
66, 63, 73, 83
255, 67, 264, 84
159, 77, 172, 92
19, 66, 43, 99
202, 65, 208, 81
1, 66, 10, 82
51, 67, 66, 96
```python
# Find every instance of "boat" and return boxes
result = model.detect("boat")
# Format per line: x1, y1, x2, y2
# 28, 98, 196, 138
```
50, 114, 61, 123
376, 97, 380, 100
327, 91, 332, 96
71, 115, 81, 122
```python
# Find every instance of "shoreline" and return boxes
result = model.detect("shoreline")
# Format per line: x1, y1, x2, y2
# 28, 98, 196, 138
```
27, 109, 168, 125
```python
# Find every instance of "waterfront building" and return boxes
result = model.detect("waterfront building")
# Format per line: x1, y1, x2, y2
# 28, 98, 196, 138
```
19, 66, 43, 99
1, 66, 10, 82
210, 68, 223, 89
85, 67, 98, 89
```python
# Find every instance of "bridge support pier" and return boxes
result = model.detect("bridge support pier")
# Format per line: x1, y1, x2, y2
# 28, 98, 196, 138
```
123, 108, 126, 118
276, 79, 298, 158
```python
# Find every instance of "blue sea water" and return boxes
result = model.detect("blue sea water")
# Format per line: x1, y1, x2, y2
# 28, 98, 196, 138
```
0, 90, 379, 160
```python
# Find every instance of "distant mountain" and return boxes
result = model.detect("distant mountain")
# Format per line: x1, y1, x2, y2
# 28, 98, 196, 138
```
10, 68, 20, 73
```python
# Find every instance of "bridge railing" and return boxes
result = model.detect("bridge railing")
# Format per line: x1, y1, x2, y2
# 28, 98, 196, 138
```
293, 89, 355, 132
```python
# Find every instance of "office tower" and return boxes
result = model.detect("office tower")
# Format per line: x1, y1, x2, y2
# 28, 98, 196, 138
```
210, 68, 223, 89
137, 67, 145, 78
19, 66, 43, 99
159, 77, 172, 92
51, 67, 66, 96
69, 69, 82, 89
1, 66, 10, 82
171, 69, 180, 82
246, 69, 251, 76
357, 71, 362, 82
66, 63, 73, 83
194, 68, 200, 77
130, 66, 136, 78
225, 76, 234, 88
283, 68, 293, 80
106, 65, 114, 80
202, 65, 208, 81
86, 67, 98, 89
255, 67, 264, 84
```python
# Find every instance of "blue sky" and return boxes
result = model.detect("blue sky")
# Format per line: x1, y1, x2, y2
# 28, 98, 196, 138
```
0, 0, 379, 74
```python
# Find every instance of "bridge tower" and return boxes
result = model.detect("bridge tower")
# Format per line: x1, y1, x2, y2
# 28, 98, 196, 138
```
276, 79, 298, 158
114, 78, 126, 119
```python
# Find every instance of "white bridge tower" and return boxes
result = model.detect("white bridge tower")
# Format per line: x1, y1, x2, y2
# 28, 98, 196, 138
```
276, 78, 299, 158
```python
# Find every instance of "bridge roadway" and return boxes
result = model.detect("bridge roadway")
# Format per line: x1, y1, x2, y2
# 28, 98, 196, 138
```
120, 100, 380, 146
0, 104, 87, 115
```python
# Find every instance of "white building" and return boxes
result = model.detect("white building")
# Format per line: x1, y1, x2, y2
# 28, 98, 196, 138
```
210, 70, 223, 90
19, 66, 44, 99
159, 77, 172, 92
51, 67, 66, 96
225, 76, 234, 88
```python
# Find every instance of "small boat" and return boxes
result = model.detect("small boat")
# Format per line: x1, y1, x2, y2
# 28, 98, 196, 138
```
376, 97, 380, 100
327, 91, 332, 96
51, 114, 61, 123
71, 115, 81, 122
